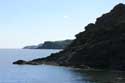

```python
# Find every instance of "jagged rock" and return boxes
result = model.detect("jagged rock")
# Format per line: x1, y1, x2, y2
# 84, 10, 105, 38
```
13, 3, 125, 70
13, 60, 27, 65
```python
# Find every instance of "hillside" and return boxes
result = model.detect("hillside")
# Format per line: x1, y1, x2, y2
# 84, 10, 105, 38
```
23, 40, 73, 49
14, 3, 125, 70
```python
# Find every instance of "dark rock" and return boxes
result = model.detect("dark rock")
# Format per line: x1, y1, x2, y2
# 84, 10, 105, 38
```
13, 3, 125, 70
13, 60, 27, 65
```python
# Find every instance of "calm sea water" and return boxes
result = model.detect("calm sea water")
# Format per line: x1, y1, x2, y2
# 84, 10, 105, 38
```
0, 49, 124, 83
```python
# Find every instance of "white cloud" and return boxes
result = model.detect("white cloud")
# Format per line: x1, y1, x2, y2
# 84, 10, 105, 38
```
64, 16, 69, 19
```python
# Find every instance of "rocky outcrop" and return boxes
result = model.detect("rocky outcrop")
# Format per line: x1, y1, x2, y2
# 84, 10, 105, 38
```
14, 3, 125, 70
23, 40, 73, 49
13, 60, 27, 65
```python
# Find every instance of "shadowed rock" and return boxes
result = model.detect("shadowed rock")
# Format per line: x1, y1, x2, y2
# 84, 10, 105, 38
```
13, 3, 125, 70
13, 60, 27, 65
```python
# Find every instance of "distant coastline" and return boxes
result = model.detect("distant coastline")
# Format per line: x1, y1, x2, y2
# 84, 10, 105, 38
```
23, 40, 73, 49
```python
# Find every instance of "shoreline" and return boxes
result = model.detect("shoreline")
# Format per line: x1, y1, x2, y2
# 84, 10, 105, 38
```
13, 60, 125, 72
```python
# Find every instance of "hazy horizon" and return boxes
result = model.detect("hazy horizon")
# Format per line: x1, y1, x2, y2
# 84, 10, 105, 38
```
0, 0, 124, 48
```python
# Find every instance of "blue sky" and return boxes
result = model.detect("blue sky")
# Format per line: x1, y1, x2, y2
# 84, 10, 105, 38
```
0, 0, 124, 48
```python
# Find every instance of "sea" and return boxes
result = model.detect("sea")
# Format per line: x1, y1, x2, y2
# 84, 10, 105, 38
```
0, 49, 124, 83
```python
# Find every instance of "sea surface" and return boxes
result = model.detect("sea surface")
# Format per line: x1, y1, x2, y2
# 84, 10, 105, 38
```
0, 49, 125, 83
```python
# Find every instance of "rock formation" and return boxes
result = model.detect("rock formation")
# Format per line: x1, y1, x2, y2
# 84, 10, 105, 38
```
13, 3, 125, 70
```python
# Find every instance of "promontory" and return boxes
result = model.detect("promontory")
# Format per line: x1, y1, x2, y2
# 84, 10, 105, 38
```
13, 3, 125, 71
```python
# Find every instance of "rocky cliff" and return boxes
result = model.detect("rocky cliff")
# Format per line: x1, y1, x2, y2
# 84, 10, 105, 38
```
13, 3, 125, 70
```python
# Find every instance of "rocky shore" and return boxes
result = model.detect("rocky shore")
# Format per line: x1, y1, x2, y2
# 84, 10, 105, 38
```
13, 3, 125, 71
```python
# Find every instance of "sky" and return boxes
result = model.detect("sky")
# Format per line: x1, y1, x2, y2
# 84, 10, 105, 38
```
0, 0, 124, 48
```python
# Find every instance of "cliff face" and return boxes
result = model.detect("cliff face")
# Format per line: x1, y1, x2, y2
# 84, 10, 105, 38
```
14, 3, 125, 70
